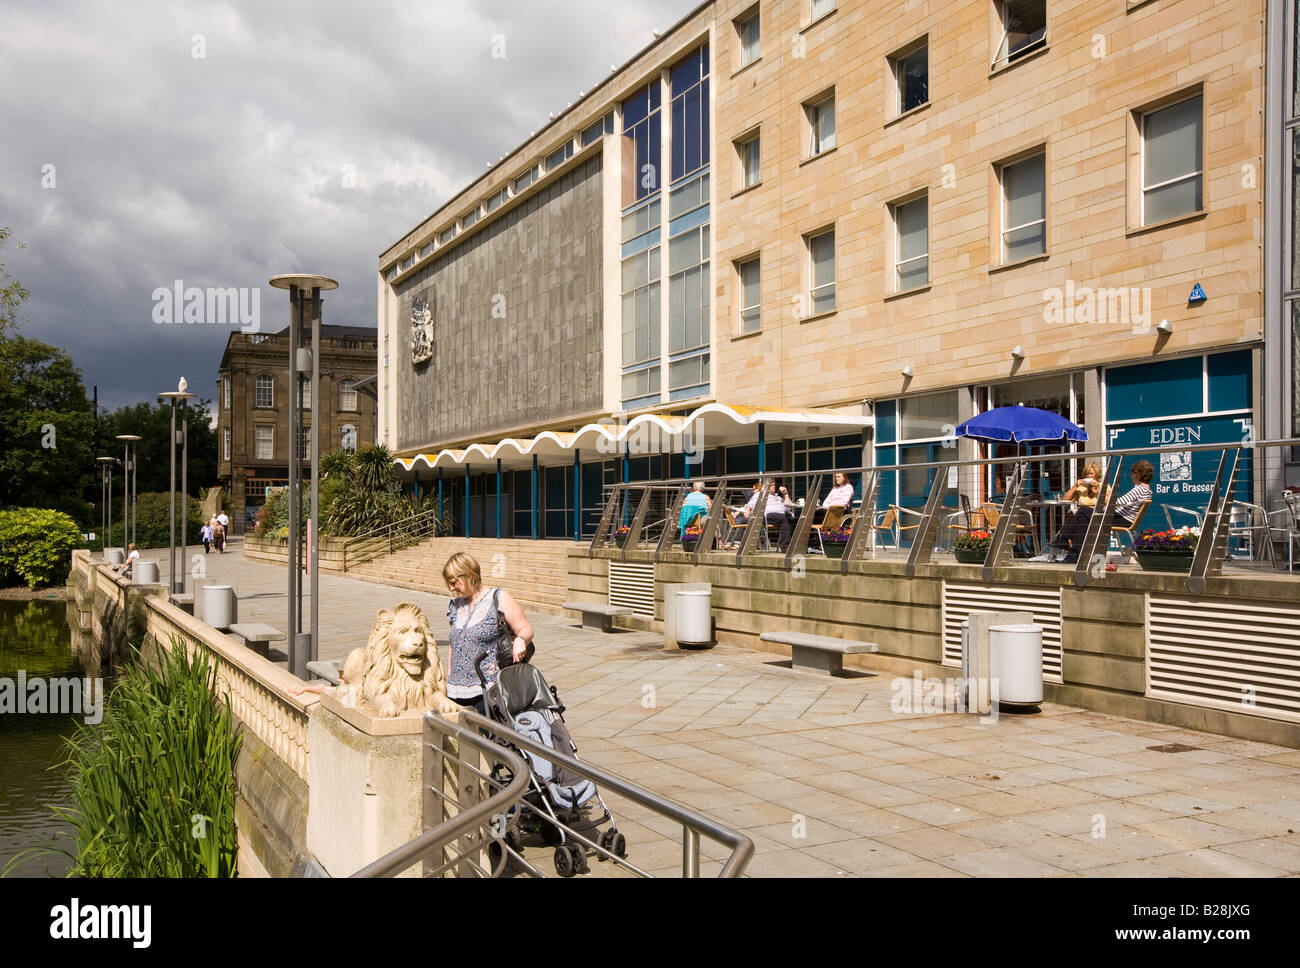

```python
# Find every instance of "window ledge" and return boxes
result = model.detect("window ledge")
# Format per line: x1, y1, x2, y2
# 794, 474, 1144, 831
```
731, 181, 763, 200
731, 56, 762, 80
800, 145, 838, 168
801, 8, 838, 34
1126, 209, 1206, 238
989, 44, 1050, 78
800, 309, 837, 324
884, 285, 931, 302
1127, 0, 1158, 11
731, 329, 763, 342
988, 252, 1050, 275
884, 101, 930, 129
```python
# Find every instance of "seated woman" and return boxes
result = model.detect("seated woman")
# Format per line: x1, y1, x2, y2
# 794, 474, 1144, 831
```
763, 480, 796, 552
678, 480, 711, 534
1042, 460, 1153, 563
819, 471, 855, 521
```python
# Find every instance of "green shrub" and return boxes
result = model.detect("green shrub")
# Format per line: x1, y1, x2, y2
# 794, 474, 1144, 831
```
91, 492, 204, 550
54, 637, 241, 877
0, 507, 84, 588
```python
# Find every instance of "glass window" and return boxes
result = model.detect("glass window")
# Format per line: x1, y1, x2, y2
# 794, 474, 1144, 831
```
811, 0, 835, 21
995, 0, 1046, 68
340, 378, 357, 411
255, 425, 273, 460
668, 171, 709, 219
739, 258, 760, 333
1293, 303, 1300, 438
300, 378, 311, 411
1292, 130, 1300, 290
255, 374, 273, 408
621, 247, 661, 368
1142, 94, 1203, 225
223, 377, 230, 410
341, 424, 357, 454
622, 82, 662, 206
545, 141, 574, 172
1001, 153, 1046, 261
895, 44, 928, 114
438, 224, 457, 245
807, 95, 835, 156
581, 118, 605, 147
461, 206, 481, 229
512, 166, 538, 194
223, 427, 230, 461
894, 196, 929, 291
737, 135, 760, 188
670, 44, 710, 182
809, 230, 835, 314
486, 187, 508, 212
900, 391, 958, 440
737, 12, 760, 67
298, 425, 311, 461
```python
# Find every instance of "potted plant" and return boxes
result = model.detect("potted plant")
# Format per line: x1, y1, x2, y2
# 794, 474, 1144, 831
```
953, 530, 992, 564
681, 523, 703, 552
1133, 527, 1198, 571
612, 524, 631, 548
816, 525, 852, 559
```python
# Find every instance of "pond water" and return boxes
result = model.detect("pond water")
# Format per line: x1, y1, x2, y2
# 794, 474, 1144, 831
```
0, 599, 85, 878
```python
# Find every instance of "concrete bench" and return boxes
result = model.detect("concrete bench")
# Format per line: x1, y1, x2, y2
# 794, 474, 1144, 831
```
306, 659, 342, 685
229, 623, 286, 658
169, 593, 195, 615
760, 630, 879, 676
562, 601, 634, 633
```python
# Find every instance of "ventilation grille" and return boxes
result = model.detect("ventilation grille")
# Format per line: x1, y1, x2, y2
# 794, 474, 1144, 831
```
942, 581, 1063, 682
1147, 595, 1300, 724
608, 560, 655, 616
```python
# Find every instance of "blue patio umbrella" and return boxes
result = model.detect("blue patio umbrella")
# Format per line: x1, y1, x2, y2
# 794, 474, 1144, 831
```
955, 405, 1087, 446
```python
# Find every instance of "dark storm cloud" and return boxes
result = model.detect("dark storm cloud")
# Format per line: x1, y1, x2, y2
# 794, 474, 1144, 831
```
0, 0, 701, 411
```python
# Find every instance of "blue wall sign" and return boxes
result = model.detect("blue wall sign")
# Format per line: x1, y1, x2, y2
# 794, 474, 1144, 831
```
1188, 283, 1206, 304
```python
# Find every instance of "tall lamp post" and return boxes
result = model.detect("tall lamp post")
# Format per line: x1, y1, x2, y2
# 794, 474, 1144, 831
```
116, 434, 141, 549
269, 273, 337, 680
96, 457, 116, 557
159, 380, 196, 596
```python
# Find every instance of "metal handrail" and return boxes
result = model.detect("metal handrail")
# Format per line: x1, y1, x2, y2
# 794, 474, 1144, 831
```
352, 712, 530, 878
457, 708, 754, 878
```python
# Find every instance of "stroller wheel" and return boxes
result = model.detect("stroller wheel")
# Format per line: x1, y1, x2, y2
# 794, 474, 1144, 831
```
598, 828, 615, 860
612, 831, 627, 859
567, 841, 588, 875
553, 846, 575, 878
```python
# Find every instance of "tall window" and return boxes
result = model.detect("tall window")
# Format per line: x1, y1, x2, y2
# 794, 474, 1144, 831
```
668, 219, 710, 394
1000, 153, 1046, 261
737, 11, 760, 68
670, 44, 709, 182
341, 424, 357, 454
300, 378, 311, 411
892, 41, 928, 114
340, 378, 358, 411
297, 425, 311, 462
737, 134, 760, 188
223, 427, 230, 461
255, 374, 273, 408
806, 94, 835, 157
621, 243, 661, 407
808, 230, 836, 315
893, 196, 929, 291
1142, 94, 1203, 225
994, 0, 1046, 69
738, 258, 761, 333
223, 377, 230, 410
622, 82, 662, 206
255, 425, 273, 460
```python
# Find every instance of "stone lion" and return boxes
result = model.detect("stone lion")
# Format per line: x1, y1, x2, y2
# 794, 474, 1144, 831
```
341, 602, 459, 718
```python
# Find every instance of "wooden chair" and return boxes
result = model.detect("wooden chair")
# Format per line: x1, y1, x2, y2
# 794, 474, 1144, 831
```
944, 494, 988, 547
809, 505, 846, 555
1109, 499, 1151, 561
981, 504, 1039, 557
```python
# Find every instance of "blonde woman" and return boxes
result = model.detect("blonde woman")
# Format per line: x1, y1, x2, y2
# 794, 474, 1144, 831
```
443, 552, 534, 716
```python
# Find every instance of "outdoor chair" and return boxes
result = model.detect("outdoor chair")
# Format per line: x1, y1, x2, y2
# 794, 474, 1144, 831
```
1108, 499, 1151, 561
980, 504, 1038, 557
1225, 501, 1274, 564
943, 494, 987, 550
809, 505, 846, 556
1160, 503, 1205, 531
1266, 492, 1300, 572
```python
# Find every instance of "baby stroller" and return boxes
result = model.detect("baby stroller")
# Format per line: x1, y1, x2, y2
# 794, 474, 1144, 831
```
475, 651, 626, 877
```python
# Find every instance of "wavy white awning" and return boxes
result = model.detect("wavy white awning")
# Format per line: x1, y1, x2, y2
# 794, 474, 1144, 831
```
394, 403, 873, 475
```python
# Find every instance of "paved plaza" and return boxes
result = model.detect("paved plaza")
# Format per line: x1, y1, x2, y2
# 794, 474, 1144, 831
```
152, 542, 1300, 877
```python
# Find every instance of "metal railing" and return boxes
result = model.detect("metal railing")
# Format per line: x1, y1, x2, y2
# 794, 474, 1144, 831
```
589, 437, 1300, 594
356, 709, 754, 878
343, 504, 449, 565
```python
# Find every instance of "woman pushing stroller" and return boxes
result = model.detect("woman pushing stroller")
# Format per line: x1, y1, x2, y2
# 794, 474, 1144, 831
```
442, 552, 534, 716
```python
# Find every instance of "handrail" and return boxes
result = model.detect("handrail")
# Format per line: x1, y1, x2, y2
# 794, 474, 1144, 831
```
352, 712, 530, 878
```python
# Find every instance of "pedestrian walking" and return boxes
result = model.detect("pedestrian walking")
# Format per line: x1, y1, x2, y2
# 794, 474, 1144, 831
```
201, 521, 212, 554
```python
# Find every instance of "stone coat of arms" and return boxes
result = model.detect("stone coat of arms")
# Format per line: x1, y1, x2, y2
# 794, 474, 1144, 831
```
408, 292, 434, 365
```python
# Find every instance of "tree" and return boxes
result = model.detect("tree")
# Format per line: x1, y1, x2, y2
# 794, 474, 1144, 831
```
0, 227, 30, 336
97, 398, 218, 498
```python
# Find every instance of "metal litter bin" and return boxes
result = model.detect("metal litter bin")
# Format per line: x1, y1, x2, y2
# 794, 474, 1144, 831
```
105, 548, 124, 566
989, 623, 1043, 707
676, 589, 712, 647
134, 560, 159, 584
202, 584, 236, 631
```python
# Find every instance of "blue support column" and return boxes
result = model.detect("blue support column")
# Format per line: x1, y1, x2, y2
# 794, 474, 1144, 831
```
464, 463, 470, 539
622, 444, 630, 526
438, 468, 443, 523
573, 449, 581, 542
413, 471, 420, 499
531, 454, 538, 540
496, 458, 502, 539
758, 422, 766, 473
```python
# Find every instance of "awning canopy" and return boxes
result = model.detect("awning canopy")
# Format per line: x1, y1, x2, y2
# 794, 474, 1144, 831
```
393, 403, 873, 475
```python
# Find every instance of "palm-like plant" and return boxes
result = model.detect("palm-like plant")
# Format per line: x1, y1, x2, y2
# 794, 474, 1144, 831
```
352, 444, 395, 492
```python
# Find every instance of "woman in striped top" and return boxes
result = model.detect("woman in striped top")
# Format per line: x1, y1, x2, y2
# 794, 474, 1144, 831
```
1058, 460, 1154, 563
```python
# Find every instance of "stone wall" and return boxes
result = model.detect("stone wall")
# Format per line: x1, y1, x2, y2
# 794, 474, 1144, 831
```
393, 156, 605, 451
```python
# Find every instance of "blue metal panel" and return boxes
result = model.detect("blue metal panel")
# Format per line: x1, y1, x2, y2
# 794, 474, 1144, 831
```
1106, 356, 1203, 421
1207, 349, 1252, 413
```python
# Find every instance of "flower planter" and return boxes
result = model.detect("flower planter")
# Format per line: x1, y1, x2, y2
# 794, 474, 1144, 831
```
614, 537, 627, 549
954, 549, 988, 564
681, 539, 699, 553
1135, 551, 1195, 572
822, 543, 846, 559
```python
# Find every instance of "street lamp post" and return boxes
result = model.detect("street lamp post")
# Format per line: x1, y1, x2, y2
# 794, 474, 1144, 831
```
269, 273, 337, 680
116, 434, 141, 550
96, 457, 116, 557
159, 381, 196, 595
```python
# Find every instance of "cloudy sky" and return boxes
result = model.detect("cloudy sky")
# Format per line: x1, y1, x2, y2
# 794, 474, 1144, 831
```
0, 0, 700, 412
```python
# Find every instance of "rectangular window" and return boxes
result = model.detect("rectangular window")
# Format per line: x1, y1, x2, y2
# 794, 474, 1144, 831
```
893, 195, 929, 291
438, 224, 457, 245
1293, 303, 1300, 440
1000, 153, 1046, 261
670, 44, 710, 182
621, 247, 662, 367
738, 258, 760, 333
811, 0, 835, 21
341, 424, 357, 454
298, 425, 311, 462
486, 187, 508, 212
737, 134, 760, 188
808, 230, 835, 315
737, 11, 760, 68
545, 141, 574, 172
255, 425, 273, 460
223, 377, 230, 410
512, 166, 538, 194
581, 118, 605, 147
255, 375, 273, 408
994, 0, 1046, 69
669, 227, 710, 356
806, 94, 835, 156
461, 206, 481, 229
622, 82, 662, 206
223, 427, 230, 461
1142, 94, 1203, 225
892, 42, 928, 114
340, 378, 357, 411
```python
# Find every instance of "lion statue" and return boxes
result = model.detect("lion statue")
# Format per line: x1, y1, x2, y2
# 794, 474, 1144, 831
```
340, 602, 459, 718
